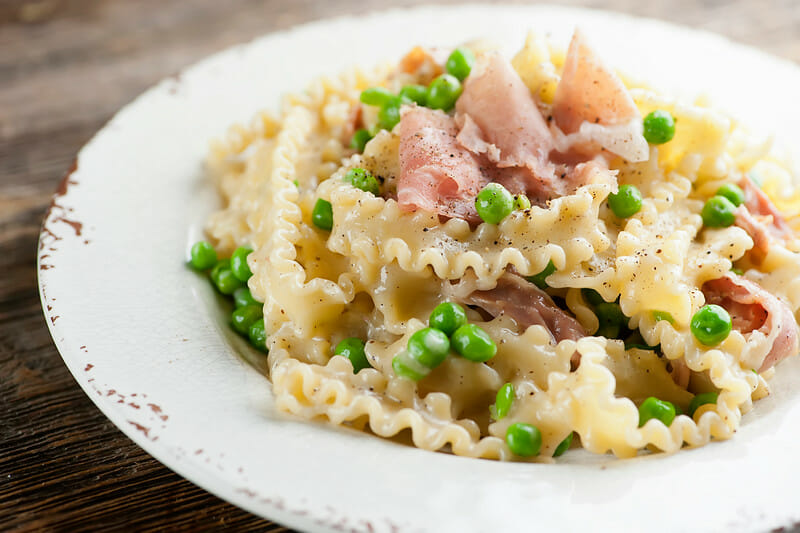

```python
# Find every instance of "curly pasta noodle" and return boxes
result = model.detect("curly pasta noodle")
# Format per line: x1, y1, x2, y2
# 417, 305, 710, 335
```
204, 31, 800, 461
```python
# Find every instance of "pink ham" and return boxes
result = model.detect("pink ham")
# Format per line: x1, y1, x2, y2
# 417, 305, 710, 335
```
702, 274, 798, 372
741, 175, 793, 236
395, 34, 637, 221
552, 30, 648, 162
734, 175, 794, 263
460, 272, 586, 344
397, 106, 488, 221
455, 52, 557, 191
734, 206, 772, 265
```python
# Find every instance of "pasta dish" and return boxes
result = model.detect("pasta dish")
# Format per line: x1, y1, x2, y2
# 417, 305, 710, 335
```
191, 30, 800, 460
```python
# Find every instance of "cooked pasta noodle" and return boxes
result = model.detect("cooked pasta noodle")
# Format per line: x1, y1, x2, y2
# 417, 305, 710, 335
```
204, 30, 800, 460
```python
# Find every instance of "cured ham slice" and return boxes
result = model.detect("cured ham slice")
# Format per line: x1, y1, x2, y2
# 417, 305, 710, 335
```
734, 206, 772, 264
702, 274, 798, 372
396, 32, 645, 220
734, 176, 794, 263
454, 52, 612, 202
551, 30, 648, 162
397, 106, 488, 221
740, 175, 793, 236
460, 272, 586, 344
455, 52, 555, 179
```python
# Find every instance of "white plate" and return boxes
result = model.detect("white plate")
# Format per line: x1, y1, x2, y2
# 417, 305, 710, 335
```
39, 5, 800, 532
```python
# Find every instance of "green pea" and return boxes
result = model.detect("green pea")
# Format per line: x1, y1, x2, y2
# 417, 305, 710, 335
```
392, 351, 429, 381
701, 196, 737, 228
638, 396, 677, 427
210, 258, 230, 282
335, 337, 371, 374
514, 194, 531, 210
230, 246, 253, 282
491, 383, 514, 420
399, 84, 428, 106
475, 183, 514, 224
349, 128, 372, 153
451, 324, 497, 362
643, 110, 676, 144
427, 74, 462, 111
212, 264, 244, 295
690, 304, 732, 346
651, 310, 675, 324
594, 302, 627, 339
377, 99, 403, 131
407, 327, 450, 369
343, 167, 380, 196
445, 47, 475, 82
689, 392, 719, 416
526, 260, 556, 290
312, 199, 333, 231
189, 241, 217, 270
608, 184, 643, 219
359, 87, 395, 107
716, 183, 745, 207
231, 304, 263, 336
233, 287, 259, 308
248, 319, 268, 353
582, 288, 606, 306
553, 432, 574, 457
428, 302, 468, 337
506, 423, 542, 457
731, 266, 744, 275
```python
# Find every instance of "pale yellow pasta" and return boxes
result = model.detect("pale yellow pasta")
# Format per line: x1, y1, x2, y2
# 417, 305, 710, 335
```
321, 174, 612, 286
203, 31, 800, 461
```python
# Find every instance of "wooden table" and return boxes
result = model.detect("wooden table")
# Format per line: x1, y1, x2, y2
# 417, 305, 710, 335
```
2, 1, 799, 530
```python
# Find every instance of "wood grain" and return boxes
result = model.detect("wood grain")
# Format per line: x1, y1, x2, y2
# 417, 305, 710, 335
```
1, 1, 798, 531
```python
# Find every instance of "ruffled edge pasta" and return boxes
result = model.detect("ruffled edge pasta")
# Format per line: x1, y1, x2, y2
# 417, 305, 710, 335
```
321, 169, 613, 286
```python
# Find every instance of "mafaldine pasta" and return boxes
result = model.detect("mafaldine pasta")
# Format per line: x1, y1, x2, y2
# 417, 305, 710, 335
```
198, 30, 800, 460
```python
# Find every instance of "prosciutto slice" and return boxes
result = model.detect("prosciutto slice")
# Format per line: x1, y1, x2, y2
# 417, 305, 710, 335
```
734, 205, 772, 265
551, 30, 648, 163
702, 274, 797, 372
741, 175, 793, 237
734, 175, 794, 263
455, 52, 555, 176
397, 106, 489, 221
395, 32, 639, 220
459, 272, 586, 344
454, 51, 614, 202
